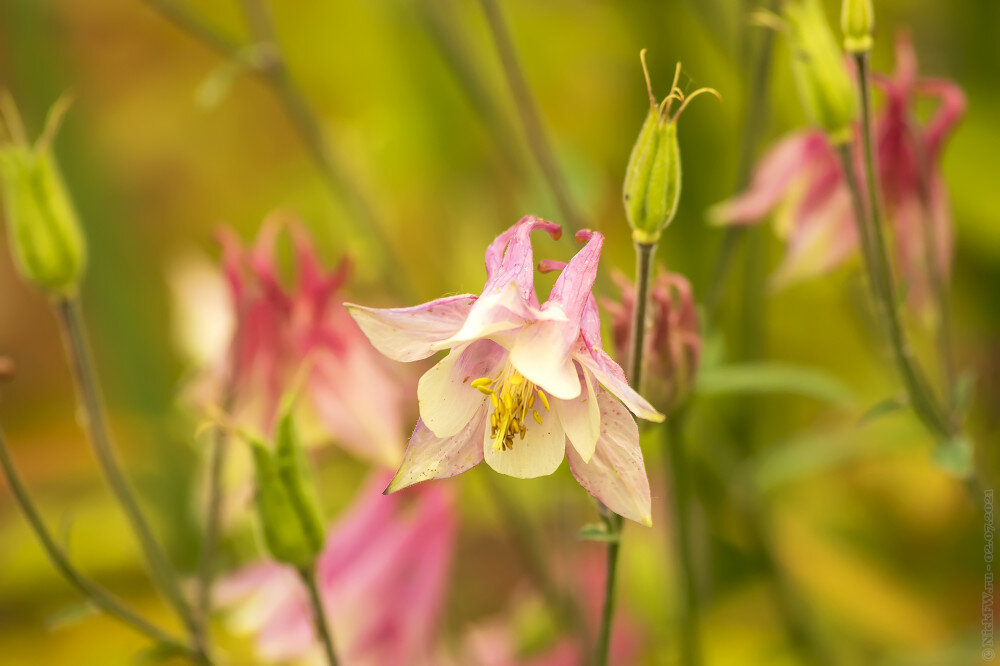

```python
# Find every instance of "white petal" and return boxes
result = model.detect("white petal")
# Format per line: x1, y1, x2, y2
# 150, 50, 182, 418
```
508, 319, 581, 400
385, 410, 487, 493
555, 367, 600, 463
483, 402, 565, 479
345, 295, 477, 362
566, 388, 652, 526
418, 340, 504, 438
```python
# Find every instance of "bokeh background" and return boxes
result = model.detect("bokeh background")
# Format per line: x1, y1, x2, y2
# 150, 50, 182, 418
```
1, 0, 998, 663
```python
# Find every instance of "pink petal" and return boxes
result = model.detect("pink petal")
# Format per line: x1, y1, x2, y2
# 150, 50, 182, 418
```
508, 320, 582, 400
418, 339, 504, 437
385, 409, 488, 493
573, 341, 663, 423
566, 387, 652, 526
918, 78, 966, 160
484, 215, 562, 306
346, 295, 478, 362
709, 131, 830, 225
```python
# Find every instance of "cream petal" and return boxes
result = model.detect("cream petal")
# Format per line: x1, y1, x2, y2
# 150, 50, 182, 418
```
483, 400, 565, 479
566, 388, 652, 526
574, 344, 663, 423
555, 367, 600, 463
345, 295, 477, 362
508, 319, 581, 400
384, 409, 486, 493
418, 340, 504, 438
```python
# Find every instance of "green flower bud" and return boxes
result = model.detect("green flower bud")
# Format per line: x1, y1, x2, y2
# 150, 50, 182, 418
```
0, 95, 87, 295
623, 53, 718, 245
783, 0, 857, 144
249, 408, 325, 569
841, 0, 875, 54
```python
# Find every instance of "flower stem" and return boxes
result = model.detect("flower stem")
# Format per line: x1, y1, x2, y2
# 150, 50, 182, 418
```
0, 427, 198, 661
661, 408, 701, 666
842, 52, 953, 440
298, 566, 340, 666
595, 240, 656, 666
477, 0, 586, 234
53, 297, 204, 656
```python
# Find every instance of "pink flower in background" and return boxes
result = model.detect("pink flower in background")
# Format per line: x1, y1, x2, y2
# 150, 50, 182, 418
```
347, 216, 663, 525
214, 216, 406, 467
217, 473, 455, 665
711, 33, 965, 307
604, 270, 701, 412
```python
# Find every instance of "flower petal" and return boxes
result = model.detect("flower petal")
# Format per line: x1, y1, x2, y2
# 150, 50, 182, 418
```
555, 366, 600, 463
385, 410, 487, 493
418, 340, 504, 437
483, 401, 565, 479
346, 295, 477, 362
508, 317, 582, 400
574, 343, 663, 423
484, 215, 562, 306
566, 388, 652, 526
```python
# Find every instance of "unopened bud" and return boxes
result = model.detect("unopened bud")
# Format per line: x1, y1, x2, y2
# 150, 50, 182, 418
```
624, 52, 719, 245
841, 0, 875, 54
783, 0, 857, 144
606, 270, 701, 412
0, 94, 87, 295
248, 407, 324, 569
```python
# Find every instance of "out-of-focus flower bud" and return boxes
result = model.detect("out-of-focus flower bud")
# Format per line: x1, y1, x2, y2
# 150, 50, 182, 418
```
782, 0, 857, 144
624, 52, 719, 245
605, 270, 701, 412
0, 94, 86, 295
248, 405, 325, 569
841, 0, 875, 54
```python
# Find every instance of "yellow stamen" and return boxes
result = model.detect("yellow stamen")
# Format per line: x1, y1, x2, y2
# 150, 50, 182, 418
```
473, 362, 549, 452
533, 410, 543, 425
537, 390, 550, 412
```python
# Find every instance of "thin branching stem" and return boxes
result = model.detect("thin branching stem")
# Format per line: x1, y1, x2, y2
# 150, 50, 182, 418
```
298, 566, 340, 666
0, 427, 199, 661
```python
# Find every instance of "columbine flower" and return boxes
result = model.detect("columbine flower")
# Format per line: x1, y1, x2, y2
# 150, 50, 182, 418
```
710, 33, 965, 309
217, 473, 455, 665
208, 215, 407, 466
605, 270, 701, 413
347, 216, 663, 525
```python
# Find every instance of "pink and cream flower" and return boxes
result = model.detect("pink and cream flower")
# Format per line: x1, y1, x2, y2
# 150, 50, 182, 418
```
347, 216, 663, 525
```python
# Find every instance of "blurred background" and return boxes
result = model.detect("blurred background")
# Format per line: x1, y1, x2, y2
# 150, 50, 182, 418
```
1, 0, 997, 663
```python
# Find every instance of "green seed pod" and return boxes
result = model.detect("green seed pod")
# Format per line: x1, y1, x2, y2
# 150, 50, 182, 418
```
783, 0, 857, 144
623, 53, 717, 245
0, 95, 87, 295
248, 409, 324, 569
841, 0, 875, 54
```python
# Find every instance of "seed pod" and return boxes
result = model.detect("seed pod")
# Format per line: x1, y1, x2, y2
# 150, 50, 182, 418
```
841, 0, 875, 54
0, 95, 87, 295
783, 0, 857, 144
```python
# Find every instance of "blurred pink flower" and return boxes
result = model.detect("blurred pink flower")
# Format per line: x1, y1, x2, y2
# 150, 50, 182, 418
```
214, 216, 406, 467
711, 33, 965, 307
217, 473, 455, 665
604, 270, 701, 412
347, 216, 663, 525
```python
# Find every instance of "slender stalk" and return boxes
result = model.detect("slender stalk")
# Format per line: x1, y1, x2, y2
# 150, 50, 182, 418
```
662, 409, 701, 666
477, 0, 586, 233
595, 241, 656, 666
298, 567, 340, 666
140, 0, 411, 297
0, 427, 196, 659
841, 54, 953, 439
53, 297, 204, 655
482, 473, 589, 647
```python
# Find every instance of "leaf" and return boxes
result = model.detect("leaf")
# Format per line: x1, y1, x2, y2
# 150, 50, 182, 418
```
194, 44, 275, 109
952, 371, 976, 416
577, 522, 620, 543
45, 601, 96, 630
695, 361, 855, 407
932, 436, 973, 478
134, 642, 190, 665
857, 396, 908, 426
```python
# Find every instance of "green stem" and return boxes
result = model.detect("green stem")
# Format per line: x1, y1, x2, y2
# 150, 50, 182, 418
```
53, 297, 204, 656
298, 566, 340, 666
482, 473, 590, 648
662, 410, 701, 666
0, 427, 198, 660
842, 53, 953, 440
595, 241, 656, 666
477, 0, 586, 234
